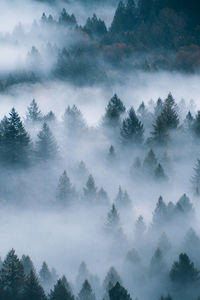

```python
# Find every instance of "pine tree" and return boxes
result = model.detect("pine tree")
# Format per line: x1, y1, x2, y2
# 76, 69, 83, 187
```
151, 114, 168, 145
39, 262, 52, 291
154, 98, 163, 118
143, 149, 157, 172
77, 280, 95, 300
36, 123, 57, 161
109, 282, 132, 300
170, 253, 199, 285
115, 186, 131, 208
23, 270, 46, 300
97, 188, 109, 206
83, 175, 97, 201
43, 111, 56, 122
26, 99, 42, 122
175, 194, 193, 215
106, 204, 120, 231
150, 248, 166, 276
154, 163, 167, 181
153, 196, 167, 225
1, 108, 31, 165
59, 8, 77, 27
60, 276, 73, 294
76, 262, 90, 291
110, 1, 127, 33
103, 94, 125, 128
183, 111, 194, 132
126, 249, 141, 266
192, 159, 200, 195
56, 171, 75, 206
49, 279, 74, 300
0, 249, 25, 300
121, 107, 144, 145
159, 295, 173, 300
103, 267, 122, 299
63, 105, 86, 134
135, 215, 146, 237
21, 255, 35, 277
84, 14, 107, 37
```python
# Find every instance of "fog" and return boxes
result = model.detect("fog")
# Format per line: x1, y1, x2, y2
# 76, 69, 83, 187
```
1, 1, 200, 300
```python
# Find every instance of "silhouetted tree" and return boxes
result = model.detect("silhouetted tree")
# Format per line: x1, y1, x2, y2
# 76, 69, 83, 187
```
23, 270, 46, 300
109, 282, 132, 300
36, 123, 57, 161
49, 279, 74, 300
77, 280, 95, 300
21, 255, 35, 277
26, 99, 42, 122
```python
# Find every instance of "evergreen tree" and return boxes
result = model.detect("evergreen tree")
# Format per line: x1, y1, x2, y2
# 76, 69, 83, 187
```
26, 99, 42, 122
126, 248, 141, 266
76, 262, 90, 291
39, 262, 52, 291
83, 175, 97, 202
154, 98, 163, 118
153, 196, 167, 225
23, 270, 46, 300
97, 187, 109, 205
106, 204, 120, 232
151, 114, 168, 145
84, 14, 107, 37
175, 194, 193, 215
0, 249, 24, 300
103, 267, 122, 300
43, 111, 56, 122
135, 215, 146, 237
150, 248, 166, 276
159, 296, 173, 300
108, 145, 116, 162
36, 123, 57, 161
56, 170, 75, 206
110, 1, 127, 33
103, 94, 125, 128
121, 107, 144, 145
115, 186, 131, 208
63, 105, 86, 135
183, 111, 194, 132
109, 282, 132, 300
1, 108, 31, 165
59, 8, 77, 27
154, 163, 167, 181
192, 159, 200, 195
77, 280, 95, 300
21, 255, 35, 277
60, 276, 73, 294
49, 279, 74, 300
192, 111, 200, 137
143, 149, 157, 172
170, 253, 199, 285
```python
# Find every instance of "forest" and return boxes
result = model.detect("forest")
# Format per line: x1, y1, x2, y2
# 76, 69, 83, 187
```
1, 0, 200, 300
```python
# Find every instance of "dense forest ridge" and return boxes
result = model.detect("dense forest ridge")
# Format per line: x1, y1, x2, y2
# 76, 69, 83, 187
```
1, 247, 200, 300
1, 0, 200, 89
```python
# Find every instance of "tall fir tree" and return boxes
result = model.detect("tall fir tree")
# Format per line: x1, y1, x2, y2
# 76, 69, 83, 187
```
103, 94, 125, 128
26, 99, 42, 122
49, 279, 74, 300
21, 255, 35, 278
22, 270, 46, 300
1, 108, 31, 165
109, 282, 132, 300
121, 107, 144, 145
36, 123, 57, 161
77, 280, 96, 300
0, 249, 25, 300
83, 175, 97, 202
56, 170, 75, 206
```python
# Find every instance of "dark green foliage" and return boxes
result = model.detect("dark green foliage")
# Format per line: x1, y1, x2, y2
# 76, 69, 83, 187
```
21, 255, 35, 277
77, 280, 95, 300
121, 107, 144, 144
150, 248, 166, 276
103, 94, 125, 128
103, 267, 122, 299
151, 94, 179, 145
36, 123, 57, 161
26, 99, 42, 122
0, 108, 31, 165
23, 270, 46, 300
0, 249, 24, 300
59, 9, 77, 27
49, 279, 74, 300
170, 253, 199, 285
84, 14, 107, 37
109, 282, 132, 300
